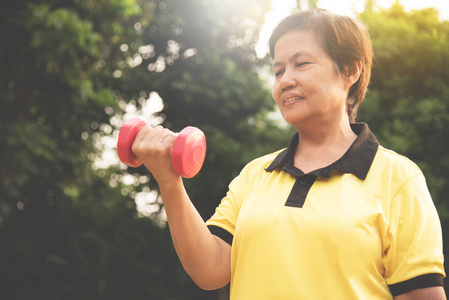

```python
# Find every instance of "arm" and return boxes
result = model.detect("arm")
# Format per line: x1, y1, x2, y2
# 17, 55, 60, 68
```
132, 125, 231, 289
160, 177, 231, 289
384, 173, 445, 298
394, 286, 446, 300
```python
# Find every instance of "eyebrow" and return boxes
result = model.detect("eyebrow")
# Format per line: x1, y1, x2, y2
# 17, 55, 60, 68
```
272, 51, 312, 69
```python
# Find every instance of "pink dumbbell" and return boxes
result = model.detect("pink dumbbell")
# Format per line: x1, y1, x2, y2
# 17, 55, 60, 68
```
117, 118, 206, 178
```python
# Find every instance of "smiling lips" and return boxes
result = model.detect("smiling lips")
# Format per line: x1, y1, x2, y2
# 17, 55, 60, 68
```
283, 96, 304, 105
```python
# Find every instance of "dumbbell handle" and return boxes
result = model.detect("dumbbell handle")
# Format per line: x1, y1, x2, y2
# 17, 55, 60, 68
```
117, 118, 206, 178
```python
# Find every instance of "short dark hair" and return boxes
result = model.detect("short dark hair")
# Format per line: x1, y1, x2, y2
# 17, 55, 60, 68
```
269, 9, 373, 123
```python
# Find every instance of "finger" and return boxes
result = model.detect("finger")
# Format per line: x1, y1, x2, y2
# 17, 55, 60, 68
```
158, 129, 176, 144
134, 125, 162, 144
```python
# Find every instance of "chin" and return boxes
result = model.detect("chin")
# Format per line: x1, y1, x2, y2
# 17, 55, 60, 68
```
282, 114, 305, 126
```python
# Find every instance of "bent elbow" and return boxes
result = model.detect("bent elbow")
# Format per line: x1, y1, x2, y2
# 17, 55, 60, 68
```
192, 275, 229, 291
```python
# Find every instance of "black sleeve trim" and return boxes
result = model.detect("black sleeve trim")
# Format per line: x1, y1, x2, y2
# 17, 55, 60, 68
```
207, 225, 233, 246
388, 273, 444, 296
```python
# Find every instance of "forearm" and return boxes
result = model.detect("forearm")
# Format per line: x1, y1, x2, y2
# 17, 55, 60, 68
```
130, 126, 230, 288
160, 178, 231, 289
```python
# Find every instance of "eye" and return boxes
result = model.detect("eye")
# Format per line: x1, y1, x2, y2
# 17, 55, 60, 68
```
274, 69, 284, 78
296, 62, 309, 68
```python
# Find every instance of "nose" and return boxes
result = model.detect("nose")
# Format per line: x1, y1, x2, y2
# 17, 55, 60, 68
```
279, 69, 297, 92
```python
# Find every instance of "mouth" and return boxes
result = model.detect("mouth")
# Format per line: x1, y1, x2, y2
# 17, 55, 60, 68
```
283, 96, 304, 105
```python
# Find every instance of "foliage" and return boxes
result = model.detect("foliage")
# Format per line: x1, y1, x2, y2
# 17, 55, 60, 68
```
0, 0, 292, 299
115, 0, 284, 221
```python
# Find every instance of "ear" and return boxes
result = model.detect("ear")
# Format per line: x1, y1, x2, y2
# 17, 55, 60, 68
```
343, 60, 362, 90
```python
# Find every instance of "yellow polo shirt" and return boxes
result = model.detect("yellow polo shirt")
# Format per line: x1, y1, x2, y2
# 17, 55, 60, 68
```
206, 123, 445, 299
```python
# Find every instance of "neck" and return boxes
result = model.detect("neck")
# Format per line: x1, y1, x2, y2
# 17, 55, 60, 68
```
293, 119, 357, 173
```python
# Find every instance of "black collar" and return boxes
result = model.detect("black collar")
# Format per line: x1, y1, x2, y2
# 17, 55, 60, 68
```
265, 123, 379, 179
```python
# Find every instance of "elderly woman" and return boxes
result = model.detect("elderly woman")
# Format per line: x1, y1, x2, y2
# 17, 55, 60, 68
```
132, 8, 446, 299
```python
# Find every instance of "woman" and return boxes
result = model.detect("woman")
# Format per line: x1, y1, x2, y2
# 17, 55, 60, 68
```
132, 9, 446, 299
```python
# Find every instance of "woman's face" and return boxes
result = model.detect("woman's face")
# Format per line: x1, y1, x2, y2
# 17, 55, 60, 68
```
272, 30, 350, 129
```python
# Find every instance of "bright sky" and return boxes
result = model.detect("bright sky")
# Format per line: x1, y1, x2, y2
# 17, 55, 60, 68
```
256, 0, 449, 57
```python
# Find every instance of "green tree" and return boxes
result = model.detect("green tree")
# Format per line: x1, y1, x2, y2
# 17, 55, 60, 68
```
0, 0, 293, 299
116, 0, 288, 220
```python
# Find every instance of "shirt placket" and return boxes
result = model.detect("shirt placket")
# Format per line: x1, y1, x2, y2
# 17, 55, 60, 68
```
285, 174, 317, 208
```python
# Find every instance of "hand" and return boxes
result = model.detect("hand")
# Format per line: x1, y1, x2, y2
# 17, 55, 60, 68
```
131, 125, 180, 185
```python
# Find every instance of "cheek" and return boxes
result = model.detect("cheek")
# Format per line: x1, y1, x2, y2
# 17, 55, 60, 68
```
272, 84, 281, 104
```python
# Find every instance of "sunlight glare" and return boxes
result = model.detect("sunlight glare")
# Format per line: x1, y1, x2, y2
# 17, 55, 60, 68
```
257, 0, 448, 58
256, 0, 296, 58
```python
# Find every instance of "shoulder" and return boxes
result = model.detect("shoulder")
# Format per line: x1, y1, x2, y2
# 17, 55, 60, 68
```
374, 145, 424, 178
369, 145, 433, 204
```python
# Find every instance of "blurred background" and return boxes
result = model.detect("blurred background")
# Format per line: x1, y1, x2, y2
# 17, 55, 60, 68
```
1, 0, 448, 299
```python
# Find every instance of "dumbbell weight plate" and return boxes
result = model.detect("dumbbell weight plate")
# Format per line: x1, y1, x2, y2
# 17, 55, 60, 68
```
117, 118, 147, 168
172, 126, 206, 178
